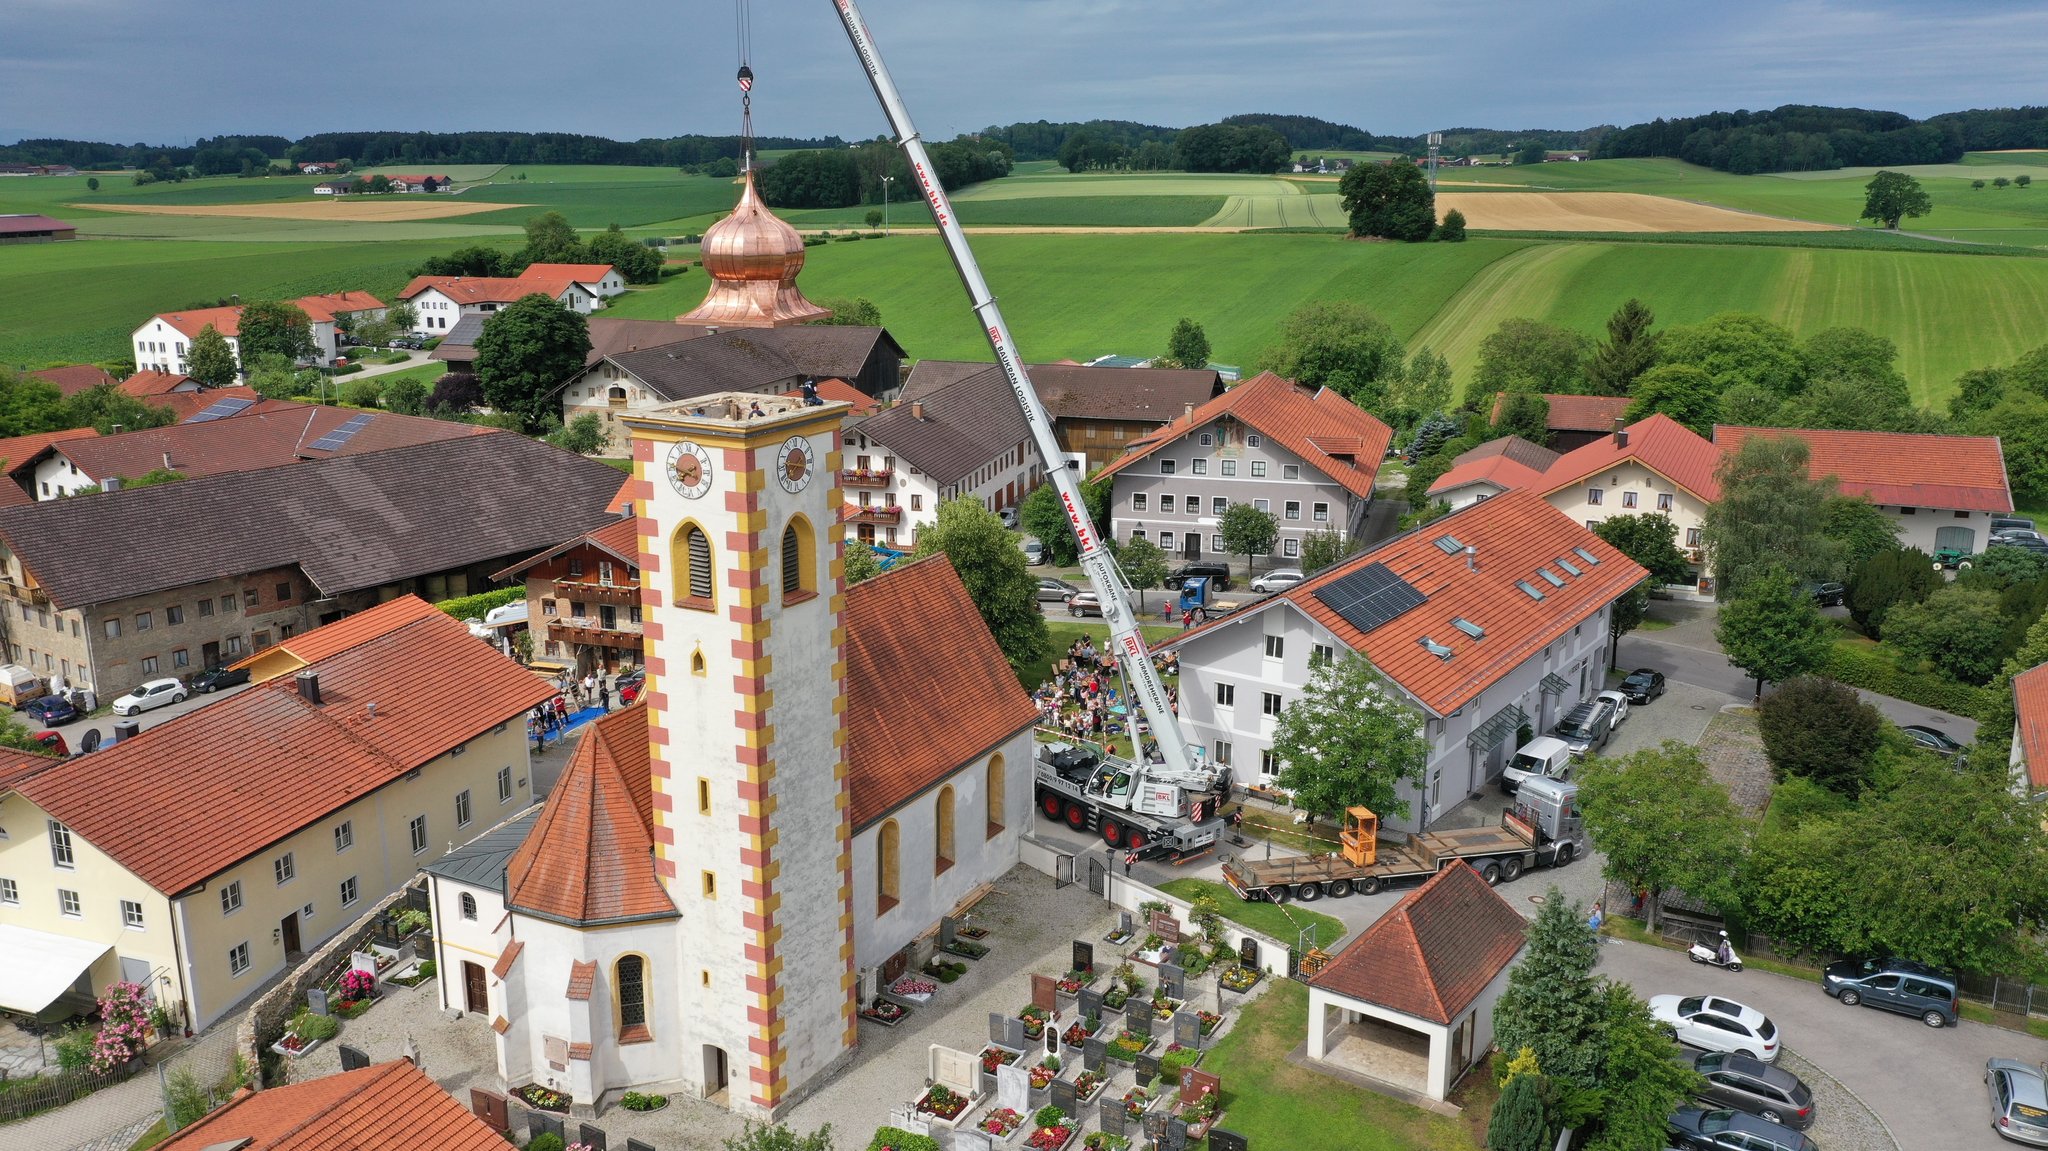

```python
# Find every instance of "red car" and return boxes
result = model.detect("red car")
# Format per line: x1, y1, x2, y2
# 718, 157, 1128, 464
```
32, 731, 68, 757
618, 671, 646, 705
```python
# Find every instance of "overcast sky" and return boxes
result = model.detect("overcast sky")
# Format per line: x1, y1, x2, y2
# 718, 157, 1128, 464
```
7, 0, 2045, 145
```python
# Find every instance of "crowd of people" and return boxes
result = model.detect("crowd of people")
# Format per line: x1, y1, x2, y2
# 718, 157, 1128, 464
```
527, 669, 622, 751
1031, 635, 1181, 755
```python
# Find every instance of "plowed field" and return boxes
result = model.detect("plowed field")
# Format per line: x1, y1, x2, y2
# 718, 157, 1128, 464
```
1434, 191, 1839, 232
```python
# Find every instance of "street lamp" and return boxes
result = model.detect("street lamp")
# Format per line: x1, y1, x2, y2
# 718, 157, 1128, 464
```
881, 175, 893, 236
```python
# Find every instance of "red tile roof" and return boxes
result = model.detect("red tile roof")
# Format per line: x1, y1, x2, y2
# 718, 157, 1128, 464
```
504, 706, 677, 927
492, 939, 525, 979
491, 514, 641, 581
0, 427, 96, 471
399, 275, 582, 305
1166, 489, 1646, 716
11, 599, 554, 894
0, 748, 58, 792
522, 262, 617, 285
783, 377, 879, 416
845, 556, 1040, 827
1311, 862, 1527, 1024
153, 305, 243, 340
1427, 435, 1560, 499
1490, 392, 1633, 433
1714, 425, 2012, 513
233, 594, 447, 673
156, 1058, 506, 1151
29, 365, 115, 396
568, 1041, 594, 1060
566, 960, 599, 1000
1096, 372, 1390, 500
292, 291, 386, 322
2016, 664, 2048, 791
0, 214, 73, 236
118, 370, 194, 398
1539, 413, 1722, 502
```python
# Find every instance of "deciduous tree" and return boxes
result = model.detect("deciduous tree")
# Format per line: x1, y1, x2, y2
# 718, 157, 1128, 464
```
914, 498, 1050, 678
473, 294, 591, 432
1219, 502, 1279, 574
1757, 676, 1883, 794
1622, 364, 1719, 434
1299, 526, 1359, 576
63, 383, 176, 435
1585, 298, 1660, 396
1847, 546, 1938, 638
585, 223, 662, 284
1252, 302, 1407, 411
1021, 482, 1079, 568
1472, 319, 1592, 397
1338, 160, 1435, 242
1820, 493, 1901, 573
810, 297, 883, 328
723, 1120, 836, 1151
1392, 347, 1453, 426
1577, 741, 1747, 933
546, 412, 606, 455
1269, 653, 1429, 820
1164, 318, 1211, 371
1717, 567, 1833, 699
518, 210, 586, 264
1881, 584, 2010, 684
1704, 435, 1837, 598
1490, 391, 1550, 443
1658, 312, 1807, 397
185, 325, 238, 387
1860, 170, 1932, 229
237, 300, 315, 365
1435, 208, 1467, 242
383, 377, 429, 416
1111, 536, 1169, 611
1593, 513, 1692, 586
1800, 326, 1908, 394
841, 541, 881, 586
1586, 983, 1704, 1151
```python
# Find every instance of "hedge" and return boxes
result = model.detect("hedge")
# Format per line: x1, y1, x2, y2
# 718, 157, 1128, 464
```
866, 1129, 941, 1151
1820, 640, 1999, 720
434, 586, 523, 622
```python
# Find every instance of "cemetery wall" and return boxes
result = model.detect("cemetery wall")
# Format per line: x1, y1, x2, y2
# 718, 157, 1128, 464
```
235, 884, 412, 1086
1105, 876, 1293, 978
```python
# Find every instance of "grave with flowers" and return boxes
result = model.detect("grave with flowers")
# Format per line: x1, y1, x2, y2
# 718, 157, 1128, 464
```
915, 1045, 982, 1130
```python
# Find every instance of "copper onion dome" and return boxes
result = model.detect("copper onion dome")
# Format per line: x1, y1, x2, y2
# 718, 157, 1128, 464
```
677, 170, 832, 328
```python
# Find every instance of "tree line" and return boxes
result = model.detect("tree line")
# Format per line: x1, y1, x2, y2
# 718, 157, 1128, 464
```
1594, 103, 2048, 174
757, 137, 1013, 209
0, 130, 847, 171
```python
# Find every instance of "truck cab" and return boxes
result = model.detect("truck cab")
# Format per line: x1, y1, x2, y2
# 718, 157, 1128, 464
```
1502, 735, 1572, 794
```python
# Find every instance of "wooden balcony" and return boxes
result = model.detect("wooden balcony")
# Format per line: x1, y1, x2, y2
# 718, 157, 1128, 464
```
845, 504, 903, 524
547, 619, 642, 649
553, 580, 638, 607
840, 468, 893, 489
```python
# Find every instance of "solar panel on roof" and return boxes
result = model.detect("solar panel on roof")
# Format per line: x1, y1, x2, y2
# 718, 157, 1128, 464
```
306, 412, 375, 452
1572, 546, 1602, 565
1312, 561, 1426, 635
1432, 534, 1465, 555
183, 395, 255, 424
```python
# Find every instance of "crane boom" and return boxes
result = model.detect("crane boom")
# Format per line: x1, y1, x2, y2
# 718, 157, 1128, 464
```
828, 0, 1203, 786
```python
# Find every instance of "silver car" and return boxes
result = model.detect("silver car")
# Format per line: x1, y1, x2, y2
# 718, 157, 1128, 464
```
1989, 1059, 2048, 1145
1250, 568, 1305, 593
1036, 577, 1079, 602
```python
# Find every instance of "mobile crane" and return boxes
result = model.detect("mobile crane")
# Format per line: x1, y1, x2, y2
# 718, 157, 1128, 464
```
828, 0, 1229, 855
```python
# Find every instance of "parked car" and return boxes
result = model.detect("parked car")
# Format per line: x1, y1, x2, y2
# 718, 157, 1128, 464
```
1622, 667, 1666, 703
1066, 591, 1104, 618
1036, 577, 1079, 603
19, 694, 77, 727
1994, 536, 2048, 556
998, 507, 1020, 529
1900, 724, 1965, 757
190, 664, 251, 693
1667, 1106, 1817, 1151
1681, 1052, 1815, 1129
1164, 562, 1231, 592
617, 669, 646, 705
1502, 736, 1572, 795
1822, 956, 1959, 1027
1552, 698, 1615, 758
1595, 688, 1631, 729
1021, 538, 1046, 566
1986, 1057, 2048, 1146
1991, 516, 2038, 536
1250, 569, 1305, 594
1806, 580, 1846, 607
1650, 995, 1781, 1062
112, 678, 186, 716
32, 731, 69, 757
1993, 528, 2047, 545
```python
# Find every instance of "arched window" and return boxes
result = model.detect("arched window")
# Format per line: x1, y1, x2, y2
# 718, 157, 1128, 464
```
935, 786, 955, 875
877, 820, 900, 913
985, 753, 1006, 839
607, 385, 627, 402
459, 893, 477, 921
672, 523, 714, 609
780, 517, 815, 602
616, 954, 649, 1041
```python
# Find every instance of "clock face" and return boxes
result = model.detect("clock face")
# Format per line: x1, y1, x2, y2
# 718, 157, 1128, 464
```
666, 440, 714, 499
776, 436, 813, 494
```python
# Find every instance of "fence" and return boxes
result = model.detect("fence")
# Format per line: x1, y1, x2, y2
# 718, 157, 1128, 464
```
0, 1061, 138, 1123
156, 1024, 250, 1135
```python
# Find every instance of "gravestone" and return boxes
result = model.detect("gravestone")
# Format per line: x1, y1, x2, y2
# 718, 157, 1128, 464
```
1159, 963, 1186, 999
1118, 910, 1134, 936
1077, 987, 1104, 1021
1135, 1050, 1161, 1084
1082, 1037, 1107, 1072
1144, 1112, 1171, 1147
995, 1061, 1032, 1115
627, 1141, 659, 1151
1173, 1010, 1200, 1049
1002, 1016, 1027, 1052
1209, 1128, 1249, 1151
528, 1111, 565, 1143
1128, 1007, 1152, 1037
1050, 1077, 1079, 1117
1165, 1117, 1190, 1151
930, 1045, 981, 1098
941, 916, 959, 946
988, 1012, 1007, 1048
1031, 973, 1058, 1013
1099, 1098, 1127, 1138
1071, 940, 1094, 973
954, 1131, 994, 1151
1238, 937, 1260, 969
469, 1087, 509, 1134
887, 1105, 930, 1135
1159, 944, 1178, 967
350, 950, 378, 978
1045, 1017, 1062, 1060
1149, 911, 1181, 944
306, 987, 330, 1016
577, 1122, 608, 1151
1182, 1067, 1222, 1102
337, 1044, 370, 1072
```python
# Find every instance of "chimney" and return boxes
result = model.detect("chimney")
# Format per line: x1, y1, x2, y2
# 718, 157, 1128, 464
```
295, 670, 321, 705
911, 402, 925, 420
162, 452, 173, 471
365, 702, 378, 720
1613, 418, 1628, 449
103, 477, 122, 492
113, 720, 140, 743
1183, 403, 1194, 421
1464, 545, 1477, 572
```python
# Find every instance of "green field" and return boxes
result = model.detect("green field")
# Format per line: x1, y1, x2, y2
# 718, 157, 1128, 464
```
455, 174, 746, 228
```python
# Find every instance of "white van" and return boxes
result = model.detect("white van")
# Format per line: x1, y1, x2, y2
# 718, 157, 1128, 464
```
1502, 736, 1572, 794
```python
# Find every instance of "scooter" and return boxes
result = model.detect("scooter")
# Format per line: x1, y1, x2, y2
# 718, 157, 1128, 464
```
1687, 937, 1743, 972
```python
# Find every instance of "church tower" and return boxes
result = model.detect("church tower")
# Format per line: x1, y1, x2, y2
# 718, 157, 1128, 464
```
624, 393, 855, 1114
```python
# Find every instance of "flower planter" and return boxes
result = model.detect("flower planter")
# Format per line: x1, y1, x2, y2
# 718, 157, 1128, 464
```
1218, 965, 1262, 993
888, 975, 938, 1003
1026, 1122, 1076, 1151
1072, 1071, 1107, 1104
915, 1086, 973, 1129
860, 1000, 910, 1027
980, 1045, 1022, 1074
977, 1106, 1025, 1139
956, 925, 991, 941
514, 1084, 570, 1113
940, 939, 990, 961
270, 1036, 323, 1060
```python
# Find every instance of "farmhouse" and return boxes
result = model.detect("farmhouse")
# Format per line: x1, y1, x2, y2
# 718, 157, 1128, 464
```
1489, 392, 1635, 451
489, 515, 644, 675
399, 266, 609, 330
0, 597, 549, 1031
131, 291, 386, 373
1162, 489, 1645, 830
386, 174, 453, 192
1096, 371, 1392, 565
312, 180, 353, 195
1713, 425, 2012, 558
900, 359, 1225, 473
1426, 435, 1560, 510
0, 214, 76, 243
0, 432, 626, 697
426, 399, 1038, 1115
1538, 415, 1721, 589
843, 369, 1038, 545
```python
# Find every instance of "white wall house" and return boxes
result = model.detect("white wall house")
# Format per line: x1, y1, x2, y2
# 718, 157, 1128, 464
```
1538, 415, 1721, 590
132, 309, 240, 376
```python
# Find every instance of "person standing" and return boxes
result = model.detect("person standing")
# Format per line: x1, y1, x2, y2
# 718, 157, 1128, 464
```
598, 684, 611, 711
1123, 849, 1136, 876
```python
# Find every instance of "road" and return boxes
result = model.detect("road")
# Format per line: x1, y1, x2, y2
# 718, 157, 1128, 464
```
37, 679, 257, 752
1597, 937, 2039, 1151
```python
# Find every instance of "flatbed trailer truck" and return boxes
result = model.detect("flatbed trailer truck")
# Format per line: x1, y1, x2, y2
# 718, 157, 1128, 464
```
1221, 777, 1585, 902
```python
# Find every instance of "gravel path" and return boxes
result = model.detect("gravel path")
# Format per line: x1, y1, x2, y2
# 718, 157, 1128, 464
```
1778, 1047, 1899, 1151
1695, 707, 1775, 817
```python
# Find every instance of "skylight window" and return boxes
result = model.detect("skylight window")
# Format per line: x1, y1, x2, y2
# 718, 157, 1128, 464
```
1418, 637, 1454, 660
1433, 535, 1465, 555
1516, 581, 1545, 600
1452, 618, 1485, 640
1538, 568, 1566, 587
1554, 557, 1582, 577
1572, 546, 1601, 565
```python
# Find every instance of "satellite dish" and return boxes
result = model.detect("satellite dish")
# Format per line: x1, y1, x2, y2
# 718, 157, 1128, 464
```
80, 729, 102, 754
